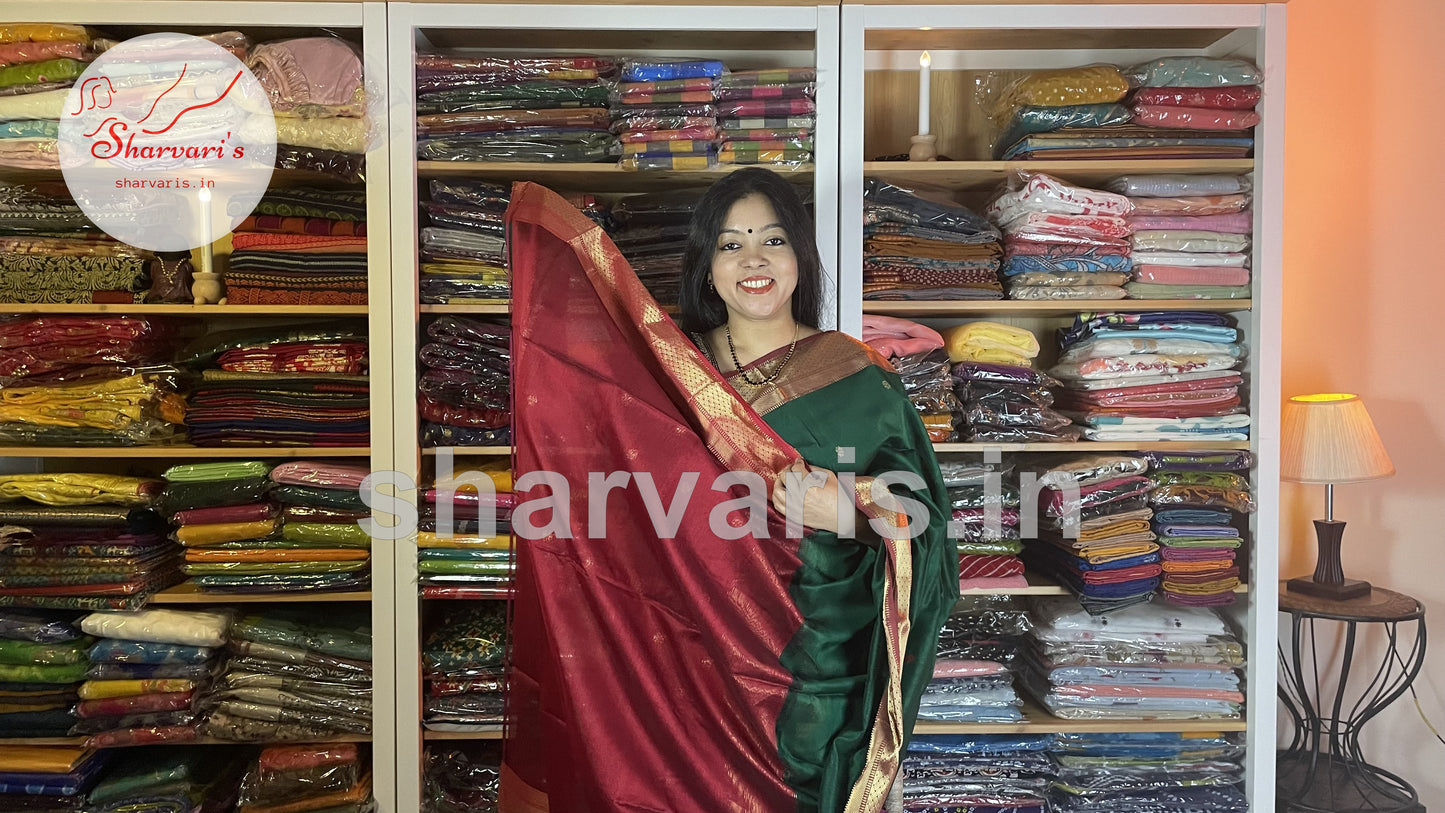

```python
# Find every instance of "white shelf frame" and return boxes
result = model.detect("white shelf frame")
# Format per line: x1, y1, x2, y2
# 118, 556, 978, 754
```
839, 5, 1283, 809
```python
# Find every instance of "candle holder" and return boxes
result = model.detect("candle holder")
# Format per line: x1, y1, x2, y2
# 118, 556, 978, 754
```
191, 272, 225, 305
908, 134, 938, 162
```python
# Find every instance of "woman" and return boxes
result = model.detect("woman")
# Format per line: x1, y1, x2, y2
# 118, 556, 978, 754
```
501, 169, 956, 813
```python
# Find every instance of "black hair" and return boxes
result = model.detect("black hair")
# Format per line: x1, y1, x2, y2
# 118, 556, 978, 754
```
678, 167, 825, 335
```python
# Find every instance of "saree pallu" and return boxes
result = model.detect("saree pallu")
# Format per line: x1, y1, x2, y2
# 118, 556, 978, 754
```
504, 182, 957, 813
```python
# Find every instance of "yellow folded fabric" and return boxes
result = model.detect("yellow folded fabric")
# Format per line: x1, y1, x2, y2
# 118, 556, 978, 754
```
1164, 578, 1240, 595
997, 64, 1130, 114
247, 115, 368, 154
417, 532, 512, 550
0, 24, 90, 45
176, 518, 281, 547
446, 459, 512, 493
1057, 540, 1159, 564
0, 745, 91, 773
184, 548, 369, 563
78, 679, 196, 700
1077, 519, 1153, 542
0, 473, 158, 506
941, 321, 1040, 363
1161, 560, 1234, 574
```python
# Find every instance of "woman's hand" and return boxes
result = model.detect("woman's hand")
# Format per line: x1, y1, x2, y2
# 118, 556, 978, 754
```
771, 459, 847, 535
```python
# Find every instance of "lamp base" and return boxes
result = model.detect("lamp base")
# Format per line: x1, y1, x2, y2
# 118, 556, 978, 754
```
1286, 575, 1372, 600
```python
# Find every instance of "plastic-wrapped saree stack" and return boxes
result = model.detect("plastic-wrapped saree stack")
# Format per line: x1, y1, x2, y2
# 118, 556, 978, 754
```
1138, 450, 1254, 606
0, 610, 88, 738
419, 460, 513, 600
235, 744, 374, 813
205, 610, 372, 742
84, 747, 244, 813
1022, 597, 1245, 721
0, 24, 91, 171
613, 58, 724, 171
247, 36, 369, 182
1050, 311, 1249, 442
0, 315, 186, 445
1122, 56, 1263, 157
419, 317, 510, 449
941, 461, 1026, 589
901, 734, 1054, 813
227, 186, 369, 306
918, 597, 1031, 725
1049, 732, 1248, 813
424, 742, 501, 813
605, 188, 704, 305
76, 608, 231, 748
715, 68, 815, 168
1026, 456, 1160, 613
1112, 174, 1253, 300
0, 184, 155, 304
420, 181, 510, 304
164, 461, 372, 595
0, 744, 108, 812
177, 322, 371, 447
863, 179, 1003, 301
0, 473, 180, 611
987, 172, 1133, 301
943, 322, 1080, 443
422, 604, 507, 733
416, 54, 616, 164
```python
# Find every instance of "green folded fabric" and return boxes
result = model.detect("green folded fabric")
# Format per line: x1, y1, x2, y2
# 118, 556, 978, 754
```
161, 461, 274, 483
182, 560, 367, 576
157, 477, 273, 515
955, 539, 1025, 556
417, 560, 514, 576
1124, 283, 1251, 300
0, 660, 89, 683
231, 612, 371, 661
0, 58, 86, 89
273, 485, 367, 512
281, 522, 372, 548
1159, 536, 1242, 548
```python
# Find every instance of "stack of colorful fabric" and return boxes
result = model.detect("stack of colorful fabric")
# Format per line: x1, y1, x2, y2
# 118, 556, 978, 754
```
1110, 174, 1253, 299
947, 466, 1027, 589
235, 744, 373, 813
419, 316, 510, 449
0, 745, 107, 812
919, 597, 1031, 724
162, 460, 278, 591
424, 742, 501, 813
247, 36, 368, 182
1027, 455, 1159, 614
861, 316, 957, 440
76, 608, 231, 747
421, 180, 510, 304
0, 473, 179, 611
1022, 597, 1245, 720
0, 315, 185, 446
420, 460, 513, 600
606, 189, 704, 305
0, 210, 154, 304
423, 604, 507, 733
951, 360, 1076, 443
0, 610, 87, 738
901, 734, 1054, 813
863, 179, 1003, 300
0, 24, 91, 170
1139, 450, 1253, 606
256, 461, 372, 594
1049, 732, 1248, 813
988, 172, 1133, 300
1123, 56, 1262, 154
85, 747, 243, 813
613, 59, 723, 171
206, 611, 371, 742
988, 64, 1132, 160
715, 68, 814, 168
179, 322, 370, 447
416, 54, 616, 164
227, 186, 369, 305
1050, 311, 1249, 442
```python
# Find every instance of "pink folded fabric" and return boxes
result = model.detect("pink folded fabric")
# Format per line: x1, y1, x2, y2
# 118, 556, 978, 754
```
933, 659, 1011, 678
425, 489, 520, 509
270, 461, 371, 489
171, 502, 278, 526
861, 314, 944, 359
1127, 194, 1250, 217
959, 575, 1028, 591
1130, 105, 1261, 131
1126, 211, 1253, 234
1160, 547, 1237, 561
1131, 86, 1261, 110
1132, 265, 1251, 286
0, 41, 85, 67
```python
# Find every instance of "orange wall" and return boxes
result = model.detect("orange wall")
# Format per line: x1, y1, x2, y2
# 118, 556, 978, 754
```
1284, 0, 1445, 801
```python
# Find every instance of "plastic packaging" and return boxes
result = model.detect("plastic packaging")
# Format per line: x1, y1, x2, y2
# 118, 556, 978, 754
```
994, 103, 1131, 156
0, 608, 83, 642
987, 65, 1130, 115
1130, 105, 1260, 130
620, 59, 725, 82
1131, 86, 1261, 110
274, 144, 365, 183
1125, 57, 1262, 88
1149, 484, 1255, 513
1010, 285, 1124, 301
425, 743, 501, 813
1131, 229, 1250, 251
988, 172, 1133, 221
1106, 174, 1248, 197
240, 744, 362, 807
430, 180, 510, 211
1037, 455, 1150, 489
966, 400, 1072, 431
714, 84, 813, 102
1137, 450, 1252, 472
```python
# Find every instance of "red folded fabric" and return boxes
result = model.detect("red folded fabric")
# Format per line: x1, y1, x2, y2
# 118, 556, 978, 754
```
1131, 86, 1261, 109
229, 233, 368, 251
1132, 265, 1251, 286
171, 502, 278, 526
956, 554, 1024, 580
1078, 563, 1163, 583
269, 461, 371, 489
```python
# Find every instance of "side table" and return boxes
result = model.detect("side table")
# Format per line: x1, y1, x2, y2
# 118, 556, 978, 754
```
1277, 582, 1426, 813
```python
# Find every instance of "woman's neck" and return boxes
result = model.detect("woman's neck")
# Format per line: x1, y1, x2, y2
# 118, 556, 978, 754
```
718, 314, 801, 369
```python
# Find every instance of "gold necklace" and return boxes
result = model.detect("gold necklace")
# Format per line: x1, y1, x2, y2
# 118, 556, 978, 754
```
727, 322, 799, 386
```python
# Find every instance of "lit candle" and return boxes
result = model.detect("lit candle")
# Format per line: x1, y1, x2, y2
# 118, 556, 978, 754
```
197, 187, 214, 275
918, 51, 931, 136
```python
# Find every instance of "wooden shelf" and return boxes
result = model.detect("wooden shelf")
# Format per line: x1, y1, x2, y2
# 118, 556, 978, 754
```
0, 304, 368, 316
863, 159, 1254, 193
933, 441, 1251, 453
422, 447, 512, 456
423, 728, 504, 740
0, 446, 371, 459
912, 699, 1246, 735
416, 161, 813, 192
863, 26, 1245, 51
150, 583, 372, 604
964, 571, 1249, 597
865, 300, 1250, 317
0, 734, 372, 746
419, 303, 510, 315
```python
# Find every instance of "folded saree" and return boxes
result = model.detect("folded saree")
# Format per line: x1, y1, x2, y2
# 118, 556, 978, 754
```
0, 474, 159, 507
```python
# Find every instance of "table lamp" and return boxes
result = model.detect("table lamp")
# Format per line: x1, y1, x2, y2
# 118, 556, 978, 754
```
1281, 393, 1395, 599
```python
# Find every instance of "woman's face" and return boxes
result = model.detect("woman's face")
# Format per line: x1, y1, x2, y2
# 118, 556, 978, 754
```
709, 194, 799, 325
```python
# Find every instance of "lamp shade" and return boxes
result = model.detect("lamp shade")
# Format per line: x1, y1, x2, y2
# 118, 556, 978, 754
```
1281, 393, 1395, 484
